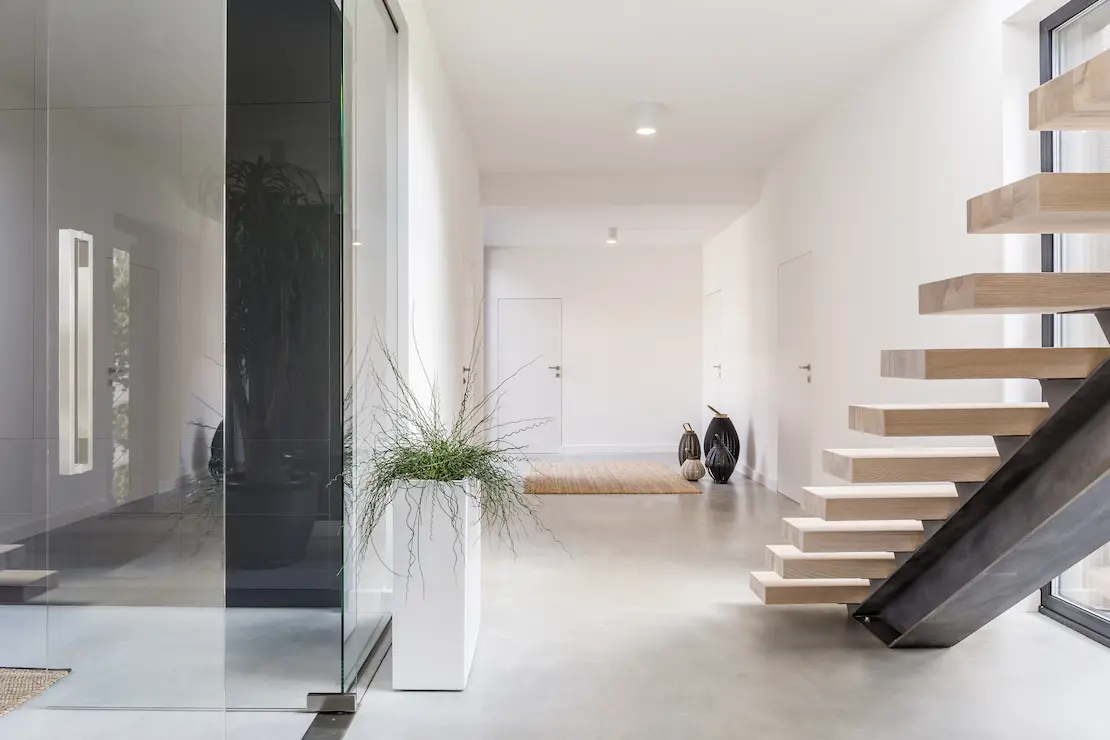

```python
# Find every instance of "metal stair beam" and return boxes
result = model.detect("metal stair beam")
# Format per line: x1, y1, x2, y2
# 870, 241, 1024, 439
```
853, 353, 1110, 647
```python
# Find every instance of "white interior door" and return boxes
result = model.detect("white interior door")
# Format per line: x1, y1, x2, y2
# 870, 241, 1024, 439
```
497, 298, 562, 454
703, 290, 723, 432
776, 253, 813, 503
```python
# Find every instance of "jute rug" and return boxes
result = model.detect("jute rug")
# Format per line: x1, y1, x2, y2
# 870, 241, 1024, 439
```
0, 669, 69, 717
525, 461, 701, 495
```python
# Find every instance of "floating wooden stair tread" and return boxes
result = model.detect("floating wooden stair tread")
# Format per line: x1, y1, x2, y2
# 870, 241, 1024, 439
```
767, 544, 897, 580
882, 347, 1110, 379
0, 545, 21, 557
849, 403, 1049, 437
784, 518, 925, 553
750, 570, 872, 605
823, 447, 1000, 483
919, 273, 1110, 315
1030, 47, 1110, 131
803, 484, 960, 521
967, 173, 1110, 234
0, 570, 56, 587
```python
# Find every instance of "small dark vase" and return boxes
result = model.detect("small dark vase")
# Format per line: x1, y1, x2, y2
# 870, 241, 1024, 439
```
678, 423, 701, 465
705, 406, 740, 463
705, 435, 737, 484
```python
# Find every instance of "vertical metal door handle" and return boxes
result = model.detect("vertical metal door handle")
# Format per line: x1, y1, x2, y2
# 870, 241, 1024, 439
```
59, 229, 95, 475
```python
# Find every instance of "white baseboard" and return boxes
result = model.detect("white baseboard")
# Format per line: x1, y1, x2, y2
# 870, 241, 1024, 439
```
740, 465, 783, 498
557, 444, 674, 455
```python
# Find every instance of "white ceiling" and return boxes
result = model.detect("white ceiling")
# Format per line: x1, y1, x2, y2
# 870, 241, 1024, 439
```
485, 205, 746, 250
423, 0, 955, 175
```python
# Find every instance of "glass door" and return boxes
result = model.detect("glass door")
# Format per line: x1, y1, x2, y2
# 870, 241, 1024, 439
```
1042, 0, 1110, 644
0, 0, 230, 710
340, 0, 400, 692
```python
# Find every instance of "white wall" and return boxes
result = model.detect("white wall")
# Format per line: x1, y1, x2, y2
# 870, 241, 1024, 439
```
703, 0, 1042, 493
399, 0, 483, 417
486, 246, 702, 454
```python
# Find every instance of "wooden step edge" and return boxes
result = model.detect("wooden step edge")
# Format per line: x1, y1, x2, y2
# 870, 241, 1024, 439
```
967, 174, 1110, 235
1030, 47, 1110, 131
920, 272, 1110, 316
847, 403, 1050, 438
767, 545, 897, 580
822, 447, 1001, 484
802, 485, 960, 521
750, 570, 872, 605
881, 348, 1110, 380
783, 517, 925, 533
0, 569, 57, 586
784, 518, 926, 554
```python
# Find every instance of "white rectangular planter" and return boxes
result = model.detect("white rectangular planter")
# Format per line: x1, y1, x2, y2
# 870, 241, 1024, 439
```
391, 480, 482, 691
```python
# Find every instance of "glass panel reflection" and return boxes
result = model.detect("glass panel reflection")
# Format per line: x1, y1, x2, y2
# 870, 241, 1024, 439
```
0, 0, 228, 711
341, 0, 399, 690
0, 0, 398, 715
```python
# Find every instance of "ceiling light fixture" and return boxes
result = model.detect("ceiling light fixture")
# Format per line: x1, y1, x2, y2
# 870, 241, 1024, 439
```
633, 102, 666, 137
607, 227, 619, 245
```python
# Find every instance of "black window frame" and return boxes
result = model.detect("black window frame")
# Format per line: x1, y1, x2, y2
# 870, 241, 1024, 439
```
1037, 0, 1110, 649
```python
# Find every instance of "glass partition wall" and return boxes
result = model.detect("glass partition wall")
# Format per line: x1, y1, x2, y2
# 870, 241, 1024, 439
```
0, 0, 397, 715
1041, 0, 1110, 644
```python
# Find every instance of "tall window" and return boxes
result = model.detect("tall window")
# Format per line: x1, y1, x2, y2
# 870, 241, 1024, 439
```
1040, 0, 1110, 646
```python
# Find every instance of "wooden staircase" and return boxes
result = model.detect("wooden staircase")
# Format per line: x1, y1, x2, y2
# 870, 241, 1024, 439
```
752, 47, 1110, 617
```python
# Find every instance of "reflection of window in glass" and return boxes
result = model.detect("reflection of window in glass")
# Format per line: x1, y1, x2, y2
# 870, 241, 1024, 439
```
111, 248, 131, 504
58, 229, 94, 475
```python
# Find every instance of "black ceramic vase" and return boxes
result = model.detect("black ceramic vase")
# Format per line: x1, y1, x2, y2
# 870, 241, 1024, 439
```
705, 406, 740, 463
705, 434, 737, 484
678, 423, 701, 465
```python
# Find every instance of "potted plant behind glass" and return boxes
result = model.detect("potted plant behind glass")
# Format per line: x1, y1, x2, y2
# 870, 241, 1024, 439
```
224, 156, 329, 569
346, 332, 547, 691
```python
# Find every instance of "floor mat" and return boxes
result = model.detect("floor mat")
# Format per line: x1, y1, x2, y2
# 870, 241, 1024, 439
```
0, 668, 69, 716
525, 461, 701, 495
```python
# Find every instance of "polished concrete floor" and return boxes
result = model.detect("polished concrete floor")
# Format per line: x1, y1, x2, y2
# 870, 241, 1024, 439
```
0, 706, 315, 740
7, 464, 1110, 738
0, 605, 379, 709
350, 470, 1110, 740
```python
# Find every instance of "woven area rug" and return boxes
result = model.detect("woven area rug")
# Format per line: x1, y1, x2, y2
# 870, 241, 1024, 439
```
525, 461, 701, 495
0, 669, 69, 717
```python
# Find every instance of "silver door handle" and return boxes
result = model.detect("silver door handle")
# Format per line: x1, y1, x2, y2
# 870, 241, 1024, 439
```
798, 364, 812, 371
549, 365, 561, 371
712, 364, 722, 370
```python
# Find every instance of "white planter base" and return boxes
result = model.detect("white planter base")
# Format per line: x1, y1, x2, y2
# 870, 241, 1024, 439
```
391, 481, 482, 691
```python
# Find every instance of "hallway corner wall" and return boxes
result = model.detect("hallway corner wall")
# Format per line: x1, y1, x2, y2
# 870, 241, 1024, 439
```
702, 0, 1018, 495
398, 0, 483, 416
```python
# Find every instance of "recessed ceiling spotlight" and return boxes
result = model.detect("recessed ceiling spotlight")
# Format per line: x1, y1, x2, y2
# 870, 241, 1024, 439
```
607, 227, 619, 245
633, 102, 666, 136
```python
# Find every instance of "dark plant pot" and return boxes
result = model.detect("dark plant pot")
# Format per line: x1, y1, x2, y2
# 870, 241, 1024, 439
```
225, 471, 319, 570
705, 435, 737, 484
705, 407, 740, 463
678, 423, 701, 465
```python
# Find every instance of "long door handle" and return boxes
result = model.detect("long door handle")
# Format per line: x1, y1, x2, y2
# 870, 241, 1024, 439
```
798, 364, 812, 371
